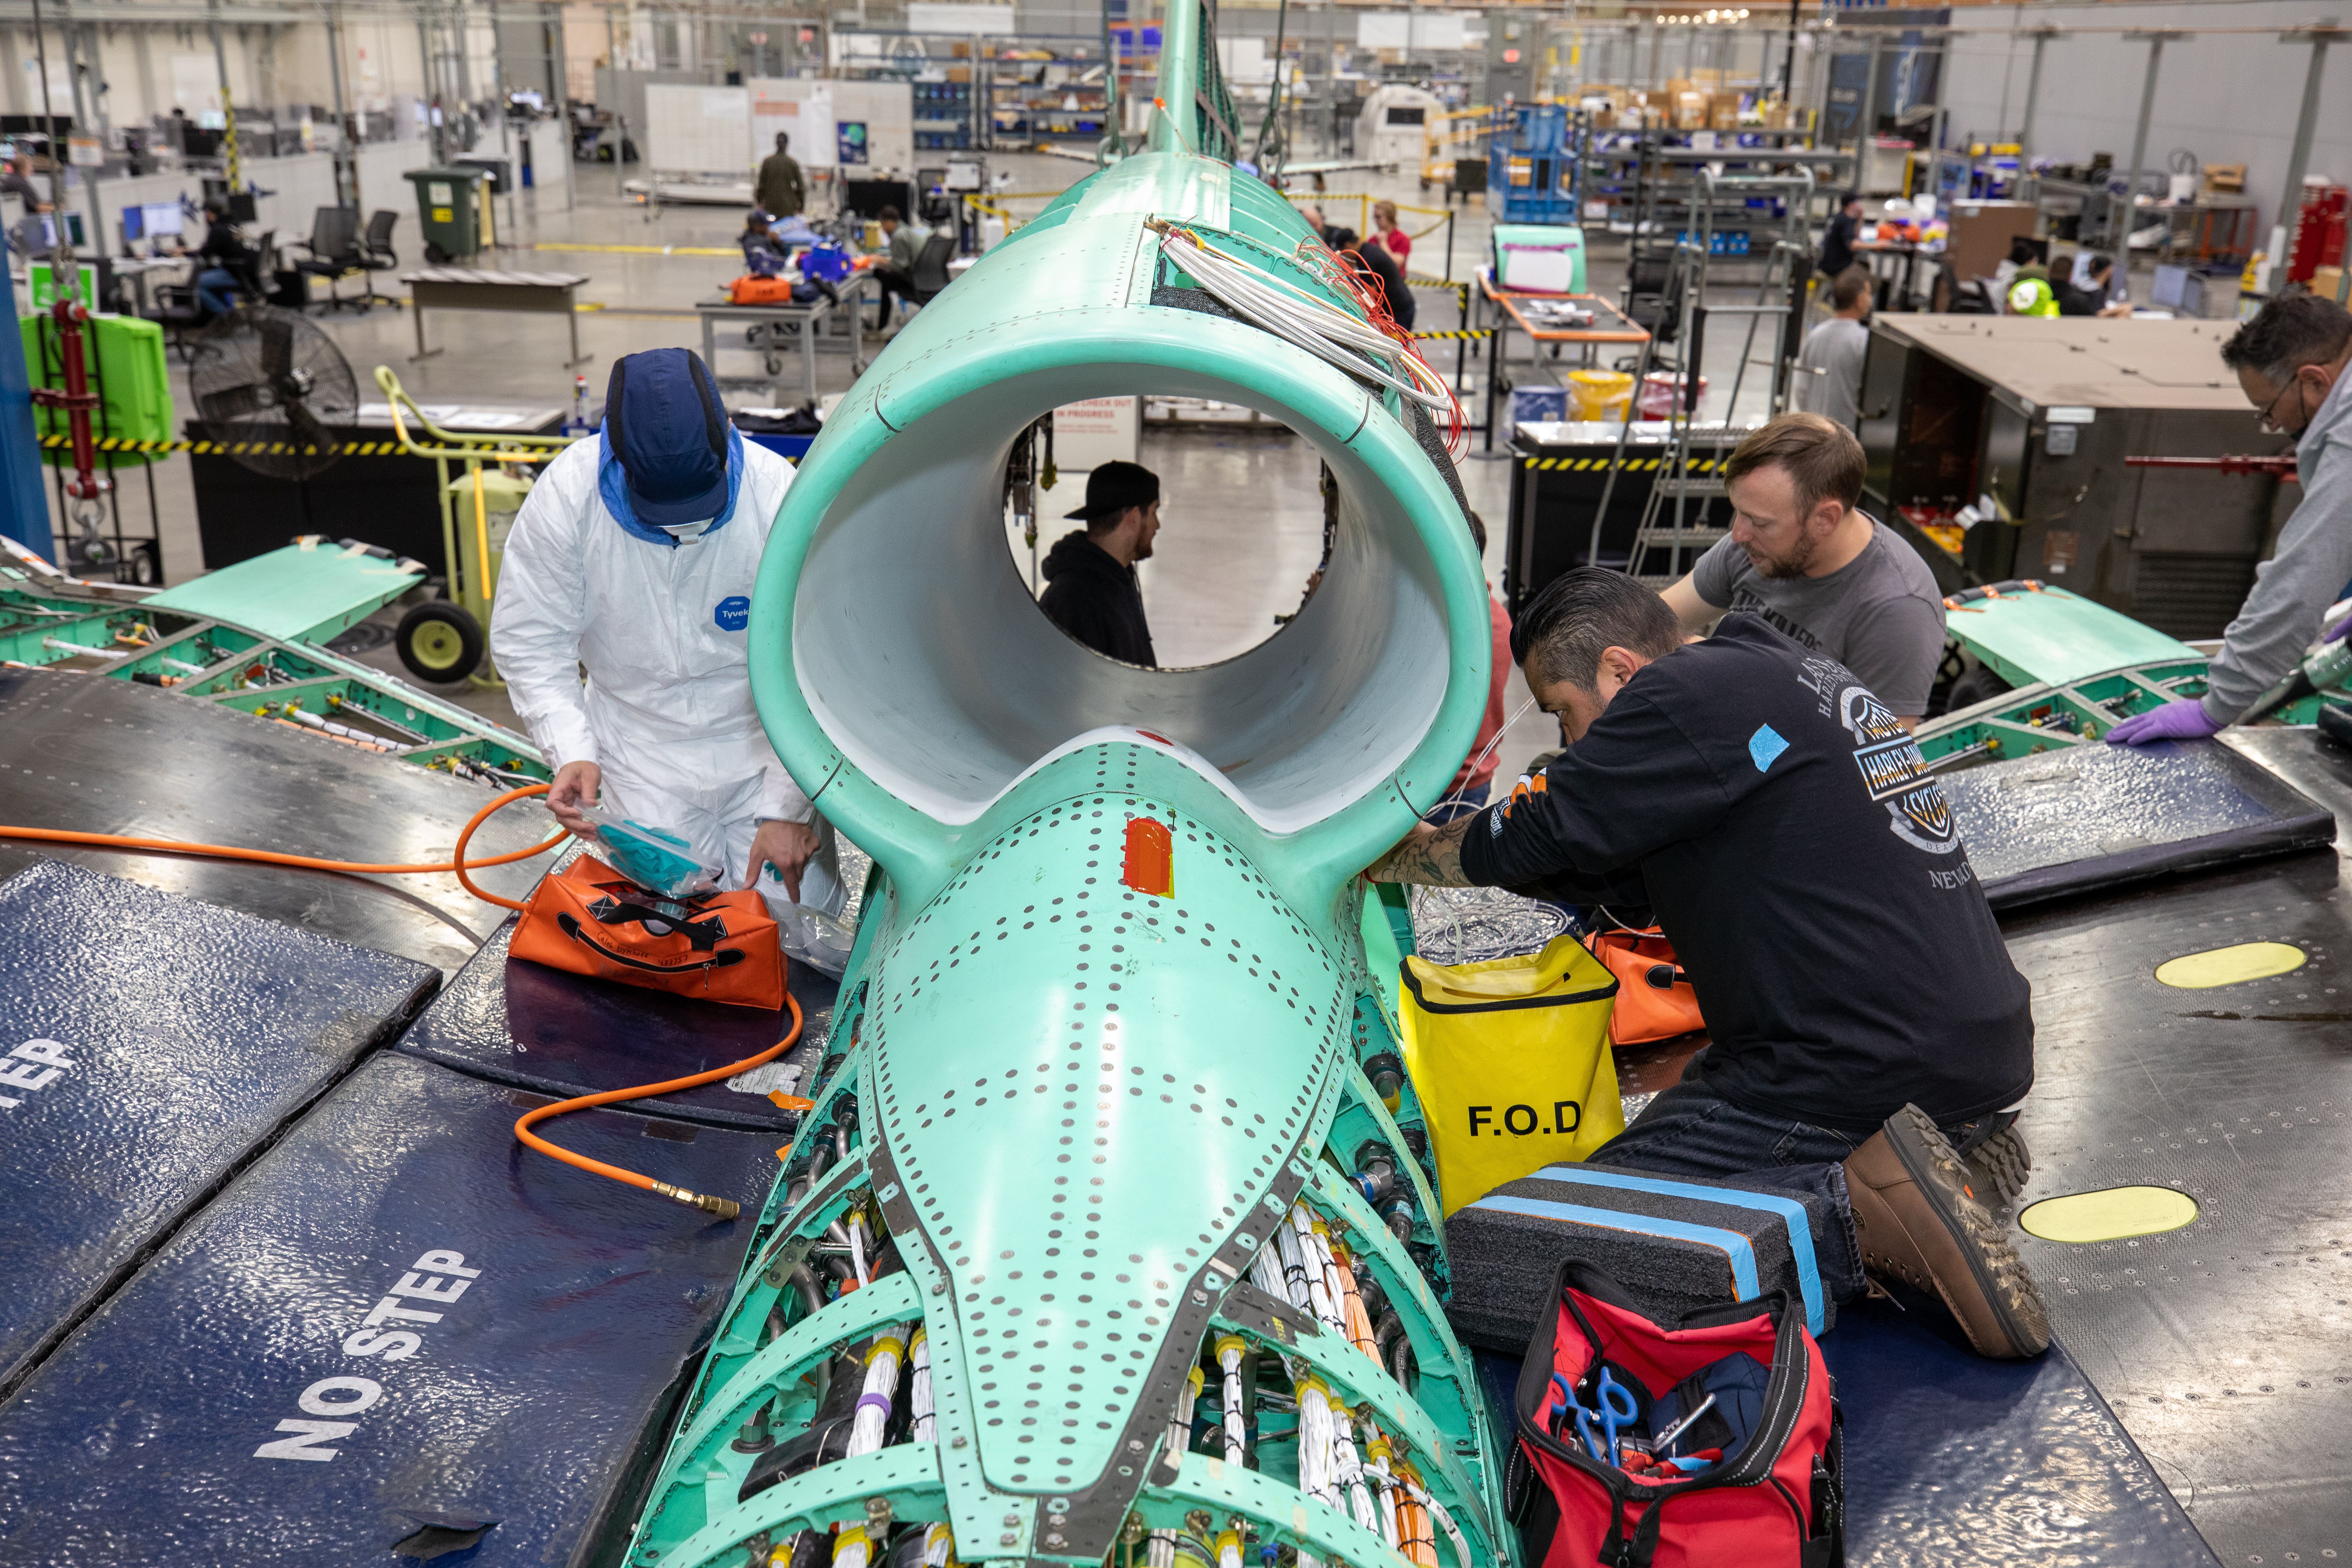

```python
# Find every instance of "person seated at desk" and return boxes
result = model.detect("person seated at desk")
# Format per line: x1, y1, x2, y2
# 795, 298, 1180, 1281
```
868, 204, 930, 337
1365, 568, 2048, 1361
0, 155, 51, 215
1659, 413, 1946, 729
2057, 252, 2133, 318
738, 208, 789, 277
192, 198, 254, 319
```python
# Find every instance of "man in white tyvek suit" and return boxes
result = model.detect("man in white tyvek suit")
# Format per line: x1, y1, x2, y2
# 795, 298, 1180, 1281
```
491, 346, 845, 936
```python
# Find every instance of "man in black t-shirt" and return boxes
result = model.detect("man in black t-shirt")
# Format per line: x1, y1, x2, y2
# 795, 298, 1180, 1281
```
1331, 226, 1416, 331
1367, 568, 2049, 1359
1819, 192, 1864, 282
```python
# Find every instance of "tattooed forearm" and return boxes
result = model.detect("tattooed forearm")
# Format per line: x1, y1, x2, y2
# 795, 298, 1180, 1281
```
1364, 817, 1478, 887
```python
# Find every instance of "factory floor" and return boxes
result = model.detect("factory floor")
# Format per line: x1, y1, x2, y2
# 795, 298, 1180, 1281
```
113, 146, 1827, 795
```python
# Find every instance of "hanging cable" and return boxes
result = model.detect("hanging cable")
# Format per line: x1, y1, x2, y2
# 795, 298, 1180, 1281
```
1214, 1334, 1250, 1465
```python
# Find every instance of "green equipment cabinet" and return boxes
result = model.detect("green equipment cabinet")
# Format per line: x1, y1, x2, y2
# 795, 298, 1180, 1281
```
19, 312, 173, 465
404, 166, 491, 262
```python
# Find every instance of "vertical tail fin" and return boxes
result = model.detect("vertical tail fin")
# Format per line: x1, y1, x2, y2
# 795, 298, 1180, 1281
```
1148, 0, 1242, 161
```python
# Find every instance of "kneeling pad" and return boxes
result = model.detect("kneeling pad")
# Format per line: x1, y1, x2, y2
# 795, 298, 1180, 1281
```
1444, 1163, 1831, 1352
0, 1052, 778, 1567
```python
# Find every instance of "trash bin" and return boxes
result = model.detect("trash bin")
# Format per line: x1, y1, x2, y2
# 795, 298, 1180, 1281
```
405, 166, 489, 263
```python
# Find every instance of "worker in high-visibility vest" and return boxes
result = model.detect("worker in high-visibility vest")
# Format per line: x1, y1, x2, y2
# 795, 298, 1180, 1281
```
2005, 260, 2060, 317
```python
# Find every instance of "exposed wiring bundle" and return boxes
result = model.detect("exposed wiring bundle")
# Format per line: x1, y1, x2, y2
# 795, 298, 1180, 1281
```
1147, 219, 1463, 446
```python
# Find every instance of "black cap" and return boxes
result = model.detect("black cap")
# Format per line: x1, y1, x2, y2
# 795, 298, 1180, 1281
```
1064, 460, 1160, 522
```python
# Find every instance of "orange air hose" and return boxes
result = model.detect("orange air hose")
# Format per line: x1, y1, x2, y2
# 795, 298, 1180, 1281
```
0, 780, 807, 1219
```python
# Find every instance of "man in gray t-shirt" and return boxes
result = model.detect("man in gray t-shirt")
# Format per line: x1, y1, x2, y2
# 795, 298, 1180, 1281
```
1661, 412, 1947, 722
1793, 266, 1872, 429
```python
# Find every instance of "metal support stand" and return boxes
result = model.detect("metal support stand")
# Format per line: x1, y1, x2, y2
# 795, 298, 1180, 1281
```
2114, 32, 2184, 265
2267, 25, 2345, 295
2016, 28, 2057, 161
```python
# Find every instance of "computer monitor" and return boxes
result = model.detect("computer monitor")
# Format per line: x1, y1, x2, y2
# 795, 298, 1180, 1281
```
142, 201, 183, 239
2150, 264, 2189, 312
121, 203, 143, 241
38, 212, 86, 250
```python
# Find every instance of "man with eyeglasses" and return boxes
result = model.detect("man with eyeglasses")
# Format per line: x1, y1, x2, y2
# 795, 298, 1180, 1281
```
2109, 292, 2352, 744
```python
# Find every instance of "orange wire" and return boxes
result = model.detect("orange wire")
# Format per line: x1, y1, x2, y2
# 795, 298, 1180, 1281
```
0, 781, 568, 879
513, 990, 804, 1220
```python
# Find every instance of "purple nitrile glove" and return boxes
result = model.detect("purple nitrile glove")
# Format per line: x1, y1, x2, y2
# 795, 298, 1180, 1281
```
2105, 697, 2225, 746
2326, 611, 2352, 646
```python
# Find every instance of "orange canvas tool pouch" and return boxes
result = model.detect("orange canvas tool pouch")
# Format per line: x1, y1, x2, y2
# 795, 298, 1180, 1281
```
508, 853, 785, 1010
728, 274, 797, 305
1588, 927, 1705, 1045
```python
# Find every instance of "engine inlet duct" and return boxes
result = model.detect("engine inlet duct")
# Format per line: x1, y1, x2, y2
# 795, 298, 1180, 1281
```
621, 0, 1504, 1563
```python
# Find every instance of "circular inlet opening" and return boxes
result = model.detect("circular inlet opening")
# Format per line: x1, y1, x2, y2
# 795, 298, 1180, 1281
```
792, 366, 1461, 834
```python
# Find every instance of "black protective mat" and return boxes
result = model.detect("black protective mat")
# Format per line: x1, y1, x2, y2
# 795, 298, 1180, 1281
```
1943, 735, 2336, 911
0, 666, 552, 976
1994, 726, 2352, 1564
0, 1052, 778, 1568
393, 914, 835, 1132
0, 858, 436, 1396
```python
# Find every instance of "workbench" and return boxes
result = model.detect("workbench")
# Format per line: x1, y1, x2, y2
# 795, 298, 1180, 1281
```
1857, 314, 2292, 634
1475, 272, 1649, 452
402, 267, 593, 368
695, 272, 874, 406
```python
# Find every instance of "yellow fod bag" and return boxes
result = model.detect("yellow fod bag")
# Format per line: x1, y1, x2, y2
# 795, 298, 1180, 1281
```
1399, 935, 1625, 1216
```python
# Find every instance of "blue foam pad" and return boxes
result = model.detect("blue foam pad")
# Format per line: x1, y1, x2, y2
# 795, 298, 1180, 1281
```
394, 915, 836, 1130
0, 1052, 780, 1566
1472, 1298, 2217, 1563
0, 858, 436, 1393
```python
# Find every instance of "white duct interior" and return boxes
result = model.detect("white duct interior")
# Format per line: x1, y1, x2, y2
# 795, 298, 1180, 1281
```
792, 367, 1454, 835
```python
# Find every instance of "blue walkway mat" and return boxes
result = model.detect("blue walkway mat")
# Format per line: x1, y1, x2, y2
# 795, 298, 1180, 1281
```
0, 858, 437, 1396
394, 913, 838, 1132
0, 1051, 780, 1567
1472, 1298, 2216, 1565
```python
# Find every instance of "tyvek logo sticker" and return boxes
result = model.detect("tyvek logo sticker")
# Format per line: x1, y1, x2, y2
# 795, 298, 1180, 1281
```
714, 595, 750, 632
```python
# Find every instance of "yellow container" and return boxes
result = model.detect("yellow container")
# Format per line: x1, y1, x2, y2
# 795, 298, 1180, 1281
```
1568, 369, 1633, 422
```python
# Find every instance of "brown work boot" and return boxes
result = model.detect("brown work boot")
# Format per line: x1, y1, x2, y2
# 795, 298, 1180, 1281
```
1844, 1104, 2050, 1359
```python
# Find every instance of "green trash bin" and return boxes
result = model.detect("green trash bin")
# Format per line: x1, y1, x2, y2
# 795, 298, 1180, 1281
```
405, 166, 489, 262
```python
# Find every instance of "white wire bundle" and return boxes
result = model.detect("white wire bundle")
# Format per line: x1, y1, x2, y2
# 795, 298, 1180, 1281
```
833, 1526, 873, 1568
848, 1216, 872, 1288
1325, 1388, 1379, 1534
920, 1525, 956, 1568
1153, 223, 1455, 416
1214, 1528, 1244, 1568
847, 1327, 907, 1456
909, 1328, 934, 1444
1147, 1367, 1203, 1568
1286, 1205, 1345, 1333
1214, 1334, 1249, 1465
1294, 1374, 1340, 1512
1273, 1216, 1320, 1321
1362, 1426, 1403, 1547
1249, 1245, 1290, 1304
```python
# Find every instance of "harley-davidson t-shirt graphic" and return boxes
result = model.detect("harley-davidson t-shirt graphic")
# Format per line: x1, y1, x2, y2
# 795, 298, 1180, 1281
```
1459, 613, 2032, 1131
1798, 653, 1961, 856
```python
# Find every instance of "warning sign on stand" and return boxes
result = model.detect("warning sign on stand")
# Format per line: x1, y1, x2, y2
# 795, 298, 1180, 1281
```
1051, 397, 1141, 473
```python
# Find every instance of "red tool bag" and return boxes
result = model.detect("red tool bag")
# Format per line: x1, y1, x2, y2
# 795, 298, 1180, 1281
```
1587, 927, 1704, 1045
507, 853, 785, 1010
728, 274, 796, 305
1507, 1261, 1843, 1568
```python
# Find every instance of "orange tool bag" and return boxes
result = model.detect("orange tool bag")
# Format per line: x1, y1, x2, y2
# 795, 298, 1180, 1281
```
1588, 927, 1706, 1045
507, 853, 785, 1010
728, 274, 796, 306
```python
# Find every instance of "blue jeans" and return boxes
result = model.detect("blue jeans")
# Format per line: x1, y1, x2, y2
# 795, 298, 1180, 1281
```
1589, 1051, 2012, 1304
1423, 781, 1490, 825
195, 268, 240, 317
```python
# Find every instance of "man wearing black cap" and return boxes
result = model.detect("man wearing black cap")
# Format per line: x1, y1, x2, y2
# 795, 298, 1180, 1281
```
490, 346, 848, 954
1038, 460, 1161, 667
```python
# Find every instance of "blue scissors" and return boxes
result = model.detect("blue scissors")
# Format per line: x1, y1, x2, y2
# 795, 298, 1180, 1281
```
1551, 1369, 1640, 1467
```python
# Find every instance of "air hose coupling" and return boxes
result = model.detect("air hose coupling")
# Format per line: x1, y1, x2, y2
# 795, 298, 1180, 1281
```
652, 1181, 742, 1220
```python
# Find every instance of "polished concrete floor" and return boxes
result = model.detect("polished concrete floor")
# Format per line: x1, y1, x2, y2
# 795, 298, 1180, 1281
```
70, 145, 1818, 797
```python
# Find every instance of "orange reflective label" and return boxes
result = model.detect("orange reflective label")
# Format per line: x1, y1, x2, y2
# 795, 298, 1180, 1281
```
1122, 816, 1173, 898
